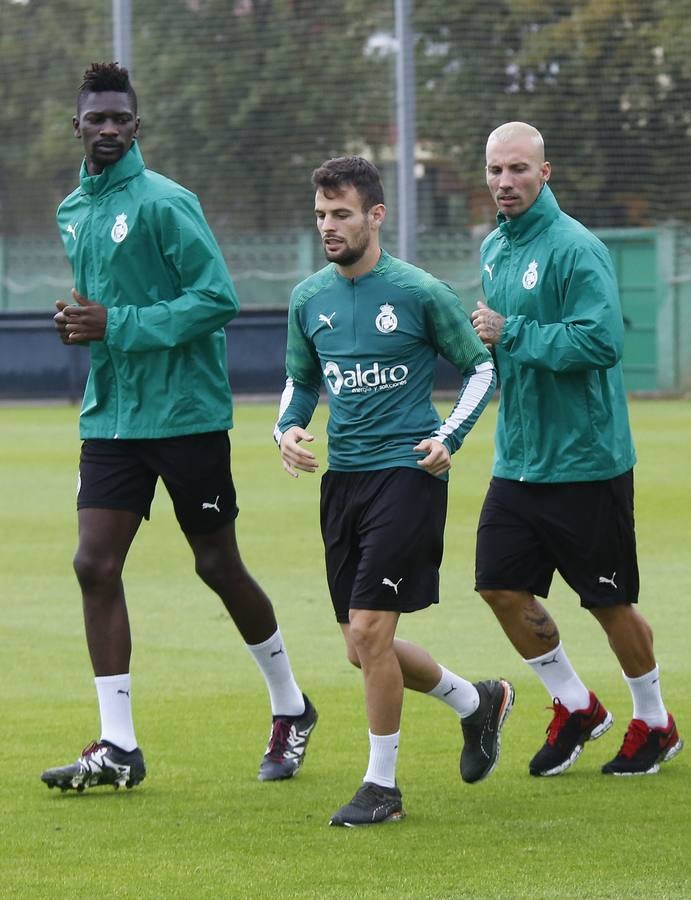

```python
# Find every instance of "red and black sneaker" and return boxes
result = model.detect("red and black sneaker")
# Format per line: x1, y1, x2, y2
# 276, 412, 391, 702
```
529, 691, 613, 776
602, 714, 683, 775
257, 693, 318, 781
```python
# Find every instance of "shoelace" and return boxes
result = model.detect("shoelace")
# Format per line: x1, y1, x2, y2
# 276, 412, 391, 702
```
266, 719, 292, 759
80, 740, 104, 758
545, 699, 571, 744
617, 719, 650, 758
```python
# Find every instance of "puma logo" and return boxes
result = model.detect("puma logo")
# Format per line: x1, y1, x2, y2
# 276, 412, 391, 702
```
318, 312, 336, 329
598, 571, 617, 589
116, 689, 130, 697
202, 495, 221, 512
270, 646, 284, 658
67, 223, 78, 240
442, 684, 457, 697
382, 577, 403, 595
484, 263, 495, 280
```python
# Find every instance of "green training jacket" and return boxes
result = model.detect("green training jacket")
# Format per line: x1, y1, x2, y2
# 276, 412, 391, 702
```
275, 250, 496, 473
480, 184, 636, 483
57, 142, 238, 439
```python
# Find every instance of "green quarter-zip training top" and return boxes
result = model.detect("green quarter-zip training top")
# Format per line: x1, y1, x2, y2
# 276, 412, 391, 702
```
275, 250, 496, 474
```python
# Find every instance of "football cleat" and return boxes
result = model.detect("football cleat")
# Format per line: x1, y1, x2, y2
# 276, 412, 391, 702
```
460, 678, 515, 784
329, 782, 404, 827
530, 691, 612, 776
258, 693, 318, 781
41, 740, 146, 792
602, 714, 683, 775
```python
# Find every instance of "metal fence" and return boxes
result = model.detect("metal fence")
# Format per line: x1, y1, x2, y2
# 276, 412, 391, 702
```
2, 0, 691, 390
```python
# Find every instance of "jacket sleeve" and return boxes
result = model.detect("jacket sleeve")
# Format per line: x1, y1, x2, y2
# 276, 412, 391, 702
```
424, 280, 497, 455
498, 242, 623, 372
273, 294, 322, 444
105, 194, 239, 352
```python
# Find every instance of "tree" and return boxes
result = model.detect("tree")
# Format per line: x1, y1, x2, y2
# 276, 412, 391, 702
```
1, 0, 395, 235
134, 0, 395, 232
0, 0, 110, 234
413, 0, 691, 227
3, 0, 691, 238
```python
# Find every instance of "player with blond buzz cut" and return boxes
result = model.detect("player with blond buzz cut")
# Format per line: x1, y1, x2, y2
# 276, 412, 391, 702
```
472, 121, 682, 778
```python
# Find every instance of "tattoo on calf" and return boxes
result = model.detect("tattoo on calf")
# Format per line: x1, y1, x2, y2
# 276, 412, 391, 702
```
524, 610, 558, 643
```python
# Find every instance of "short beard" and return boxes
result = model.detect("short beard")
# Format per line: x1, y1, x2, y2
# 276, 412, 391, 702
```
324, 243, 367, 267
322, 226, 370, 268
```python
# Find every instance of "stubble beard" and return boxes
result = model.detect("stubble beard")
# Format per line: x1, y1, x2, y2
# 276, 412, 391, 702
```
322, 220, 371, 267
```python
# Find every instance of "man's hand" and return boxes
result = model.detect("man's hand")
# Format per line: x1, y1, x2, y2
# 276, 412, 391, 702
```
53, 288, 107, 344
414, 438, 451, 476
471, 299, 505, 347
279, 426, 319, 478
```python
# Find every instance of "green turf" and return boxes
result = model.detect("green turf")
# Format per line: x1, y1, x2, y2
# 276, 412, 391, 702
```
1, 399, 689, 899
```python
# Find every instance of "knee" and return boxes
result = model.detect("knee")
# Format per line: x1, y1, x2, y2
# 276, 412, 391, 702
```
195, 547, 232, 591
348, 618, 373, 654
478, 588, 514, 615
593, 605, 653, 643
345, 646, 362, 669
73, 548, 123, 592
195, 549, 220, 590
194, 547, 252, 599
348, 617, 390, 661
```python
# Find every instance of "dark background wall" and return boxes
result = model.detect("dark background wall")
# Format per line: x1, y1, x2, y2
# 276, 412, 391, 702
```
0, 309, 464, 402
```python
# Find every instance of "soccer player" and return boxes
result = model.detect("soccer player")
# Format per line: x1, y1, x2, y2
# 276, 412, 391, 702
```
471, 121, 682, 777
275, 155, 513, 827
41, 63, 316, 793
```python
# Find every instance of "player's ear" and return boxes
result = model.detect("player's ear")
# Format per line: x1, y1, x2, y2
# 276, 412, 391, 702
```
541, 161, 551, 183
369, 203, 386, 229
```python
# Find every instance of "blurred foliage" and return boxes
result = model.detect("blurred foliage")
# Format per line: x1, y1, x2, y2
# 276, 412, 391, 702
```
414, 0, 691, 226
0, 0, 393, 234
1, 0, 690, 235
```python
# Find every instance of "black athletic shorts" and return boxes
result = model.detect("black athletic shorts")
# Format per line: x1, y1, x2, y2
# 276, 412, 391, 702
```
475, 471, 639, 609
320, 467, 448, 624
77, 432, 239, 535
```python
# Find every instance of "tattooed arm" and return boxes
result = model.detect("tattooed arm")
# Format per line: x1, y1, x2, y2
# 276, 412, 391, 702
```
471, 299, 506, 347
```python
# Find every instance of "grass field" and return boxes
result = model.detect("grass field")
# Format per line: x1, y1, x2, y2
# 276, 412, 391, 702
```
1, 398, 689, 899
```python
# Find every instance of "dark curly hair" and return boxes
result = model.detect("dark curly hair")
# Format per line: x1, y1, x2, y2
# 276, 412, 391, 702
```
77, 62, 137, 114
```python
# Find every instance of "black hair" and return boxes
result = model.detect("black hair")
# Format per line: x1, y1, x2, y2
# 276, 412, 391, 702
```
311, 156, 384, 211
77, 62, 137, 114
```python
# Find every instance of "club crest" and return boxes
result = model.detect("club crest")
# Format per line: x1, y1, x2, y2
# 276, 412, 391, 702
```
111, 213, 129, 244
375, 303, 398, 334
522, 260, 539, 290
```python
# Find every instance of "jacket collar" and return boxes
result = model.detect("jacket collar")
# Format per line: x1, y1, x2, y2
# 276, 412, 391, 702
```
372, 248, 393, 275
79, 141, 145, 197
497, 183, 561, 245
332, 248, 393, 283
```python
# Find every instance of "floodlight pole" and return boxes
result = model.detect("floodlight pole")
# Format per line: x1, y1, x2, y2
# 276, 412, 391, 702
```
112, 0, 133, 73
395, 0, 417, 262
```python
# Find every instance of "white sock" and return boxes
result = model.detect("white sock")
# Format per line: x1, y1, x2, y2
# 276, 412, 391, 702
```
363, 731, 400, 788
624, 665, 668, 729
524, 642, 590, 712
245, 628, 304, 717
95, 673, 138, 752
427, 665, 480, 718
